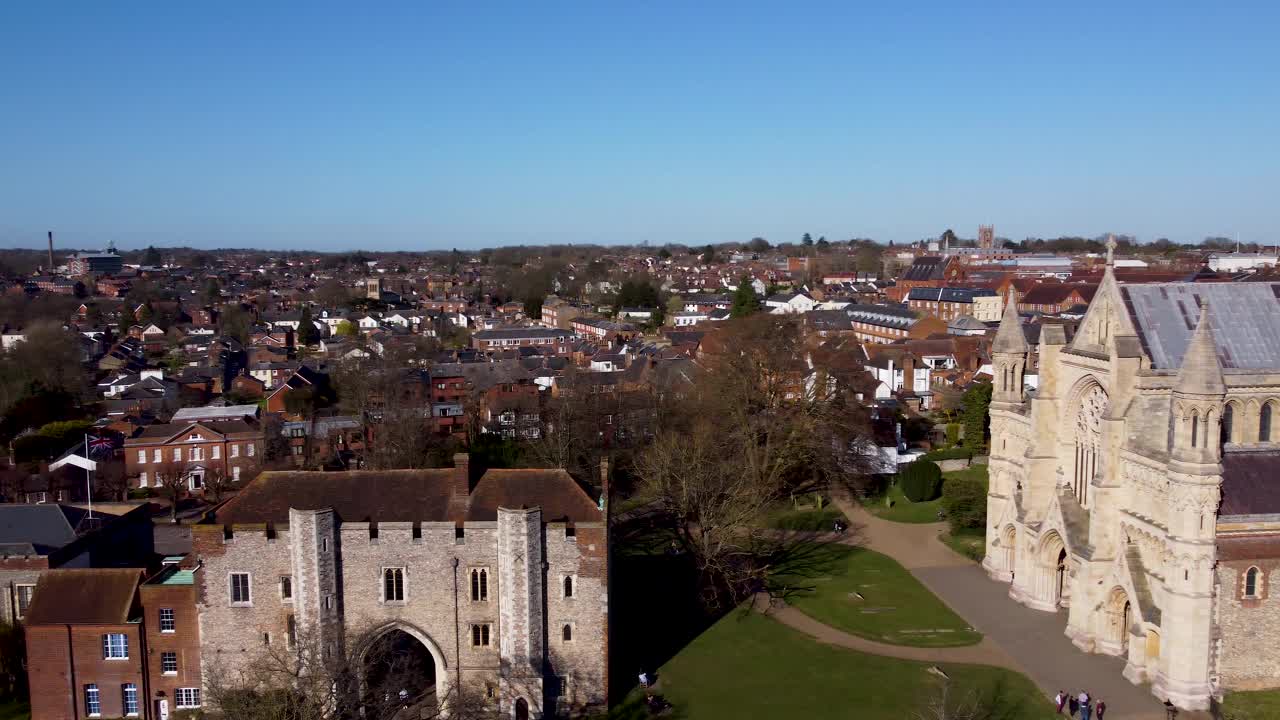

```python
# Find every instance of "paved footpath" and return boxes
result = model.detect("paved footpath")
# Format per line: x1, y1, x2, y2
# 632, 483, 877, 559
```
812, 490, 1210, 720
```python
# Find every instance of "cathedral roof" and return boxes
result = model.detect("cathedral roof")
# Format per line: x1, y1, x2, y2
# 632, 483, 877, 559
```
1121, 282, 1280, 371
1219, 450, 1280, 517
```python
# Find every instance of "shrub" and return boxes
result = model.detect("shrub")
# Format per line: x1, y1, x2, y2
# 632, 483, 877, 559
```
919, 447, 973, 462
942, 475, 989, 534
898, 461, 943, 503
945, 423, 960, 448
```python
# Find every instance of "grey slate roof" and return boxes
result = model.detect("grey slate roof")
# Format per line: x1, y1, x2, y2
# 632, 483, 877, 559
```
1120, 282, 1280, 370
0, 505, 96, 555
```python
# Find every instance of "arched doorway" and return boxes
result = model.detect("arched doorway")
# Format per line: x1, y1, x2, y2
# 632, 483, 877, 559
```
1002, 525, 1017, 578
515, 697, 530, 720
1056, 549, 1067, 605
1103, 587, 1131, 654
362, 628, 439, 718
1035, 531, 1068, 610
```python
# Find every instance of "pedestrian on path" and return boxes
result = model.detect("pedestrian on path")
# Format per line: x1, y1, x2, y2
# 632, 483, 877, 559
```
1078, 691, 1092, 720
1094, 699, 1105, 719
1054, 691, 1065, 714
1068, 694, 1079, 716
639, 670, 649, 689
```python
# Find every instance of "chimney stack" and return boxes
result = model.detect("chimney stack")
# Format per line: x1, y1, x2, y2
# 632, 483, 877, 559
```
47, 231, 54, 271
903, 354, 916, 394
453, 453, 471, 497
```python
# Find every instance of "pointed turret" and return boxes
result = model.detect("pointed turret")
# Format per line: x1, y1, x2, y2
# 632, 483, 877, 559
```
993, 295, 1028, 354
1176, 303, 1225, 396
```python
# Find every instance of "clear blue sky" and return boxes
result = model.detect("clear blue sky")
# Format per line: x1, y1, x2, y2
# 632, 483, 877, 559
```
1, 2, 1276, 251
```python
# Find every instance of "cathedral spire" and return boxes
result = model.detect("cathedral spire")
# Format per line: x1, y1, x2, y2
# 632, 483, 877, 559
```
1176, 303, 1225, 396
993, 294, 1028, 354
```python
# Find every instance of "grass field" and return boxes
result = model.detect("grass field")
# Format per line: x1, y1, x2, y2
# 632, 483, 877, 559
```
1221, 689, 1280, 719
775, 543, 982, 647
944, 464, 990, 484
605, 610, 1053, 720
941, 529, 986, 562
865, 483, 944, 523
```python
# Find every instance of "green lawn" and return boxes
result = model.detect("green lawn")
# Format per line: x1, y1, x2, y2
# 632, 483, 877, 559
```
0, 701, 29, 720
775, 544, 982, 647
1222, 689, 1280, 719
866, 483, 944, 523
944, 464, 990, 484
941, 530, 986, 562
605, 610, 1053, 720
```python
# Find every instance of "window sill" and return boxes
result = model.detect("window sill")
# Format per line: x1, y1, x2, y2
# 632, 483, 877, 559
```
104, 657, 130, 661
381, 600, 407, 606
230, 603, 253, 608
163, 672, 177, 676
161, 630, 175, 634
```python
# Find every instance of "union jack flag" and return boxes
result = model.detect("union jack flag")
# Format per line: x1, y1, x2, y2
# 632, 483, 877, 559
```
86, 435, 115, 457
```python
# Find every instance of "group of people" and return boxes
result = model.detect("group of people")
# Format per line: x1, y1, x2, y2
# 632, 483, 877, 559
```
1055, 690, 1105, 719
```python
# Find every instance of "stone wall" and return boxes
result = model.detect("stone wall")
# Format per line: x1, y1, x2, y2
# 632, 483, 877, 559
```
1216, 560, 1280, 690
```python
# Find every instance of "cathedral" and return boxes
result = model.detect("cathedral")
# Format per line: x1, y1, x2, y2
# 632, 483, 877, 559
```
983, 250, 1280, 711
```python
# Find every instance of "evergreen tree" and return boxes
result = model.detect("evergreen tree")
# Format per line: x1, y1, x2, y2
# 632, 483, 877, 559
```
961, 382, 993, 451
296, 306, 318, 346
730, 276, 761, 318
142, 246, 162, 266
801, 233, 814, 246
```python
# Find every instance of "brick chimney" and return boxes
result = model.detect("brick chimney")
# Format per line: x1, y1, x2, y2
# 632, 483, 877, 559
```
453, 453, 470, 497
902, 354, 916, 393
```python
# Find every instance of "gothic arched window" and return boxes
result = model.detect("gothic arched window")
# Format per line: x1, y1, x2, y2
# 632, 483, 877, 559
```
1244, 566, 1261, 598
1261, 403, 1274, 443
1191, 414, 1200, 448
1221, 403, 1235, 447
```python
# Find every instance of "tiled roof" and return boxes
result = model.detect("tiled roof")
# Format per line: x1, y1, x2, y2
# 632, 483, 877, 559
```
1219, 450, 1280, 516
24, 568, 143, 625
466, 469, 601, 522
1121, 282, 1280, 370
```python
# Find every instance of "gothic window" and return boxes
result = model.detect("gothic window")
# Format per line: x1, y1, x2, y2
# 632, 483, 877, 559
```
383, 568, 405, 602
1072, 384, 1108, 507
562, 624, 573, 642
564, 576, 575, 599
1191, 414, 1199, 448
470, 568, 489, 602
1221, 403, 1235, 447
1244, 566, 1261, 599
471, 623, 492, 647
1262, 403, 1274, 443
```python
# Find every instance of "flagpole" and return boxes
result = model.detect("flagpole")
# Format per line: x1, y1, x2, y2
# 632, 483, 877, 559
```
84, 433, 93, 519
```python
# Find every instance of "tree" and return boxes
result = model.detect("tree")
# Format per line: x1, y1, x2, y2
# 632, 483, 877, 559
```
315, 279, 352, 309
333, 359, 434, 470
700, 245, 716, 264
204, 622, 503, 720
142, 246, 162, 266
297, 306, 319, 346
635, 315, 876, 608
203, 278, 222, 304
203, 465, 234, 504
730, 276, 761, 318
523, 295, 544, 321
942, 472, 988, 534
747, 237, 770, 253
335, 320, 358, 337
153, 458, 188, 524
801, 233, 813, 246
657, 248, 672, 259
961, 382, 993, 451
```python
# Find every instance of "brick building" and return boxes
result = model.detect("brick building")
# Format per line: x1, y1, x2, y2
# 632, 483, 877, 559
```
471, 327, 575, 352
192, 454, 608, 717
24, 565, 202, 720
906, 287, 997, 322
124, 418, 264, 490
844, 304, 948, 343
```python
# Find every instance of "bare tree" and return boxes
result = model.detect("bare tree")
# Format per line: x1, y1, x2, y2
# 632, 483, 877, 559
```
204, 623, 502, 720
152, 458, 188, 523
634, 315, 876, 607
333, 358, 435, 470
95, 462, 130, 502
203, 465, 233, 504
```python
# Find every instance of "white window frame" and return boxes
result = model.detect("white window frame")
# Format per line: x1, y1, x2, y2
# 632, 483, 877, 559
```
85, 683, 101, 717
191, 447, 203, 462
231, 444, 240, 458
212, 445, 221, 459
138, 471, 148, 487
137, 450, 146, 464
123, 682, 139, 716
247, 442, 255, 457
159, 607, 175, 633
161, 651, 178, 675
103, 633, 129, 660
173, 447, 182, 462
175, 688, 201, 709
153, 448, 161, 463
229, 572, 252, 606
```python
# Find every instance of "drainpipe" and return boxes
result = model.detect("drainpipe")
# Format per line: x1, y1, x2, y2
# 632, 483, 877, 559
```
452, 557, 462, 703
67, 624, 79, 720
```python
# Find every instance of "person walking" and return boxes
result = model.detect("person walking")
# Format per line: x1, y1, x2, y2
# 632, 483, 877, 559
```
639, 669, 650, 689
1054, 691, 1066, 714
1068, 693, 1079, 717
1094, 699, 1105, 719
1078, 691, 1092, 720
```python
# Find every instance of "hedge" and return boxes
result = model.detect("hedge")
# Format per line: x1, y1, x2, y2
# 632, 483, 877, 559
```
942, 475, 989, 534
899, 461, 943, 503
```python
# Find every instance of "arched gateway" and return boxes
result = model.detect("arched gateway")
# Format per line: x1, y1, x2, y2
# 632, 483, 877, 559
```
359, 623, 450, 716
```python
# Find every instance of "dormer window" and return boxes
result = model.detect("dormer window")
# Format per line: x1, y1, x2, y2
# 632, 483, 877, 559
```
189, 433, 200, 441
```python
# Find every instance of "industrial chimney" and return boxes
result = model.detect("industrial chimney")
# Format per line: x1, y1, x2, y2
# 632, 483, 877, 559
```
47, 231, 54, 271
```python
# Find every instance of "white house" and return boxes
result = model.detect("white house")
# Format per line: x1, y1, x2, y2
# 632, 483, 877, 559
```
765, 292, 817, 315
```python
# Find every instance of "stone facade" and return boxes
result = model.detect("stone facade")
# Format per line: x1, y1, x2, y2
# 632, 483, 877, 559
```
194, 456, 608, 718
983, 264, 1280, 711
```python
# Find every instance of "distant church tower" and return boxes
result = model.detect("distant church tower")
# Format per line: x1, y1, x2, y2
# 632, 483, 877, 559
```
979, 225, 995, 251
